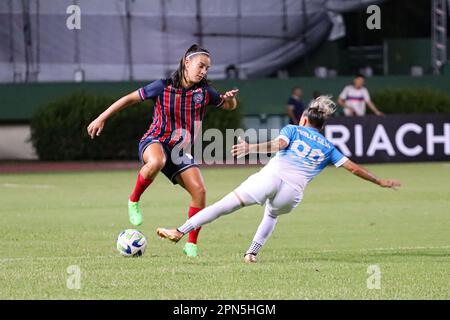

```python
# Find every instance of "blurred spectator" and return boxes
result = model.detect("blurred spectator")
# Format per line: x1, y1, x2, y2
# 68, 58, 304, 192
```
286, 86, 305, 124
337, 74, 384, 116
225, 64, 239, 79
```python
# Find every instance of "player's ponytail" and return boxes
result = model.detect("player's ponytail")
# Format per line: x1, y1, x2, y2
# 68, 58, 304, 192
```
172, 44, 210, 88
304, 95, 336, 129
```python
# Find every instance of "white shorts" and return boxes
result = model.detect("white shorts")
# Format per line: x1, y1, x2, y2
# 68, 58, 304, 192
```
234, 169, 303, 217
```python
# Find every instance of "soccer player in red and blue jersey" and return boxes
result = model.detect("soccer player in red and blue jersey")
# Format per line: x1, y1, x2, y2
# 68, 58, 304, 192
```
87, 44, 239, 257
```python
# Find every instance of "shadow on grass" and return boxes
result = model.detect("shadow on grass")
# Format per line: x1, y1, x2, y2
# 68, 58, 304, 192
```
262, 249, 450, 264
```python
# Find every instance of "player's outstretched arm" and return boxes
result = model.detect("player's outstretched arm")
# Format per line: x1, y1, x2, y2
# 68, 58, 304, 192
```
87, 91, 141, 139
231, 137, 288, 158
341, 159, 401, 189
367, 100, 384, 116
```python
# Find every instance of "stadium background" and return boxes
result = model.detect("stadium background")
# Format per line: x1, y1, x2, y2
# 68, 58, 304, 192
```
0, 0, 449, 162
0, 0, 449, 301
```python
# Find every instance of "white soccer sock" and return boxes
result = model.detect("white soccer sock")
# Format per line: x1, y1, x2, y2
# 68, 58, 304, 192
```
246, 241, 263, 255
178, 192, 243, 234
246, 208, 278, 255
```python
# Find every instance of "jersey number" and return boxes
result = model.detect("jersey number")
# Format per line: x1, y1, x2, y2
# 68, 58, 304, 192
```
291, 140, 325, 167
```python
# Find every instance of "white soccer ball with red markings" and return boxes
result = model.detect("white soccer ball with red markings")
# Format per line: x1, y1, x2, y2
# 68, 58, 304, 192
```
116, 229, 147, 257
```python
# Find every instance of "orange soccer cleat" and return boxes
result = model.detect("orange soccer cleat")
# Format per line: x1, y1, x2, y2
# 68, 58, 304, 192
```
156, 228, 183, 243
244, 253, 257, 263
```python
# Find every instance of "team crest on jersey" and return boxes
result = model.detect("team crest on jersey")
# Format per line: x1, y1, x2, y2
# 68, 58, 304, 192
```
193, 92, 204, 104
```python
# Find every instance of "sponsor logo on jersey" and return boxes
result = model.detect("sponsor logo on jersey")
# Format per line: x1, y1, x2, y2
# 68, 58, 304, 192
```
193, 92, 204, 104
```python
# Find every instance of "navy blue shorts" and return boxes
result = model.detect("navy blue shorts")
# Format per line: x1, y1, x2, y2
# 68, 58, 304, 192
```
138, 136, 198, 185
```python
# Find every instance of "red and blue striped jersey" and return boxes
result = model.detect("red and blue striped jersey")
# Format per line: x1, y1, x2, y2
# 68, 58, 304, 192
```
138, 78, 224, 147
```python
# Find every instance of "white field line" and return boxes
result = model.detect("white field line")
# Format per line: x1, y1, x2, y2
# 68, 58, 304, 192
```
1, 246, 449, 263
311, 245, 450, 254
1, 183, 55, 189
0, 255, 114, 263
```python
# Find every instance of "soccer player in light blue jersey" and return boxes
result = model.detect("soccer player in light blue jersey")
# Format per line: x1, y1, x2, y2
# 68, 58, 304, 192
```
157, 96, 401, 263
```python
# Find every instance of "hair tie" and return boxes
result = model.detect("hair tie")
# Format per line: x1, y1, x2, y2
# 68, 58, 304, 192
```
186, 51, 210, 59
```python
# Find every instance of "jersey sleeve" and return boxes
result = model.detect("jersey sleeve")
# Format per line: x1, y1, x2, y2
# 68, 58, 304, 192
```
138, 79, 165, 101
330, 146, 348, 167
206, 85, 225, 108
362, 88, 371, 102
277, 125, 296, 144
339, 86, 349, 100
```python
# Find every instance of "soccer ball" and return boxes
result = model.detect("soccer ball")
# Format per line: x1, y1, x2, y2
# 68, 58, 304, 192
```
116, 229, 147, 257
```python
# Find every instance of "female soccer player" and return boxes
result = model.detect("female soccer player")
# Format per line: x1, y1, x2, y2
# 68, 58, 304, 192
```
156, 96, 401, 262
87, 44, 239, 257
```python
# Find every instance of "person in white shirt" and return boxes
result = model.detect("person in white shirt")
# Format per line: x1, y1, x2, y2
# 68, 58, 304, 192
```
338, 74, 384, 116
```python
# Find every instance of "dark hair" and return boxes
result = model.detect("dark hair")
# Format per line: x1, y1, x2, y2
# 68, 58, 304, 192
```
355, 73, 365, 79
172, 44, 210, 88
303, 96, 336, 129
312, 90, 321, 99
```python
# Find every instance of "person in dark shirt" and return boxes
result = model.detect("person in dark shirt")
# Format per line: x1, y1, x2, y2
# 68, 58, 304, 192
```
286, 86, 305, 124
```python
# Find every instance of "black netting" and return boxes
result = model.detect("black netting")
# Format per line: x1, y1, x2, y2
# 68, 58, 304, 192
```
0, 0, 385, 82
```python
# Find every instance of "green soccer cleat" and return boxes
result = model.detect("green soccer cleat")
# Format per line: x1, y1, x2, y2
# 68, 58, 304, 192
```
183, 242, 198, 257
128, 200, 143, 226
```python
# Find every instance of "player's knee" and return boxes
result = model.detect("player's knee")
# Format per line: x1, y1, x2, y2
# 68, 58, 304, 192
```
142, 158, 165, 176
191, 184, 206, 200
150, 158, 166, 171
267, 205, 292, 217
197, 185, 207, 199
278, 208, 292, 216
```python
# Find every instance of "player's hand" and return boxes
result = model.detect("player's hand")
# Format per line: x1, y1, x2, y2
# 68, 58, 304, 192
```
87, 118, 105, 139
379, 179, 401, 190
344, 105, 357, 116
231, 137, 249, 158
375, 111, 385, 116
221, 89, 239, 101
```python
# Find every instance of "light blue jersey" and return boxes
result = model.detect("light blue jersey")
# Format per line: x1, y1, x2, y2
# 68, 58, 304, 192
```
262, 125, 348, 191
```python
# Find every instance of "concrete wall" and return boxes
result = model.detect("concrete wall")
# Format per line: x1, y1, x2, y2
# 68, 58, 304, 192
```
0, 125, 37, 160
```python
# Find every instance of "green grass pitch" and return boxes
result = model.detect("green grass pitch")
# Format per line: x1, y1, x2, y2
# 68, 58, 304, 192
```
0, 163, 449, 299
